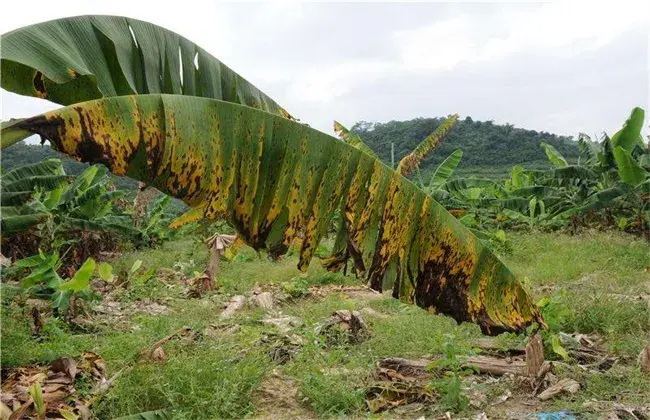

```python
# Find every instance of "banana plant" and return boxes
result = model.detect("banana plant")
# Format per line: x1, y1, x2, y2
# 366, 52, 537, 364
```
6, 250, 107, 316
418, 149, 463, 194
1, 161, 138, 239
1, 16, 543, 335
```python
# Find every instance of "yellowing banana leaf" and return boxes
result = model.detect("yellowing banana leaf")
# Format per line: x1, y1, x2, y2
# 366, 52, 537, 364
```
333, 120, 378, 159
397, 114, 459, 176
1, 15, 293, 118
2, 95, 543, 335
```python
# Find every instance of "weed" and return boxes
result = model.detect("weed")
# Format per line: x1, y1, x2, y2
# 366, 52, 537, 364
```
282, 276, 310, 298
427, 338, 475, 413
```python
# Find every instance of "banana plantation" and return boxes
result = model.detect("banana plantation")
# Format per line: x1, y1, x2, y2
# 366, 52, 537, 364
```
1, 15, 648, 420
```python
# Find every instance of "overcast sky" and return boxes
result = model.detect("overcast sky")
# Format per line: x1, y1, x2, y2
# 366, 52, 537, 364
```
1, 1, 649, 141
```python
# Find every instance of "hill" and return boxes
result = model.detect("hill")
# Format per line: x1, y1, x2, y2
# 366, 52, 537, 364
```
351, 116, 580, 178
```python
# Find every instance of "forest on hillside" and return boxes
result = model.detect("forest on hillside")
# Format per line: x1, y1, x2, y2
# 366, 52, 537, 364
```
352, 116, 580, 177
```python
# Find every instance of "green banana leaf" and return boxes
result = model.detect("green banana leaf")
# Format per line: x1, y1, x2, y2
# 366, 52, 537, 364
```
2, 94, 543, 335
577, 134, 601, 166
0, 207, 49, 233
561, 184, 629, 217
1, 15, 293, 118
547, 165, 597, 182
508, 186, 560, 199
612, 146, 647, 186
497, 198, 531, 214
611, 107, 645, 151
1, 158, 64, 182
0, 158, 69, 205
510, 165, 532, 189
441, 178, 501, 195
1, 175, 69, 195
397, 114, 459, 176
429, 149, 463, 190
540, 142, 568, 168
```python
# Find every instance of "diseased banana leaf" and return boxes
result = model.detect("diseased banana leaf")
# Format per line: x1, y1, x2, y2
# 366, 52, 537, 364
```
397, 114, 458, 176
2, 94, 543, 335
333, 120, 378, 158
1, 15, 293, 118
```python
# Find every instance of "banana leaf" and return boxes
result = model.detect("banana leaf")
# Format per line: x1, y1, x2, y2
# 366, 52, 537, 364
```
611, 107, 645, 151
612, 146, 647, 186
1, 15, 293, 118
0, 158, 68, 205
510, 165, 532, 189
540, 142, 567, 168
562, 184, 630, 216
497, 198, 531, 214
397, 114, 459, 176
1, 175, 69, 194
508, 186, 560, 199
547, 165, 597, 182
0, 191, 34, 206
429, 149, 463, 190
1, 158, 64, 182
441, 178, 500, 195
333, 120, 378, 158
0, 209, 49, 233
2, 94, 543, 335
578, 135, 601, 166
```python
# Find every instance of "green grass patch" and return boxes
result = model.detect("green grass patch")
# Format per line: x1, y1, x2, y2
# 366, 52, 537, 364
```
2, 231, 648, 417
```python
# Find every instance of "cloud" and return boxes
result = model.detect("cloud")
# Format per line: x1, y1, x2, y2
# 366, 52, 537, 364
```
390, 2, 649, 71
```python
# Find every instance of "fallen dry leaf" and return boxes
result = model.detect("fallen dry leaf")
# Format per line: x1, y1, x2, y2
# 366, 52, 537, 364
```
152, 347, 166, 363
51, 357, 78, 381
639, 344, 650, 373
320, 310, 370, 344
250, 292, 274, 310
491, 389, 512, 406
220, 295, 246, 319
1, 352, 108, 419
537, 378, 580, 401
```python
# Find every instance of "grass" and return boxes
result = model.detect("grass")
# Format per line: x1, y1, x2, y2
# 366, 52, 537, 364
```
504, 230, 649, 360
1, 230, 648, 418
